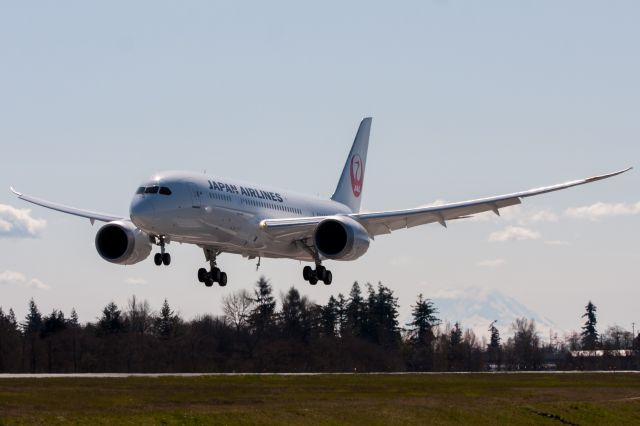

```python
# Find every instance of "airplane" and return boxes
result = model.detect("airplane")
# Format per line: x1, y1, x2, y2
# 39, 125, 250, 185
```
10, 118, 631, 287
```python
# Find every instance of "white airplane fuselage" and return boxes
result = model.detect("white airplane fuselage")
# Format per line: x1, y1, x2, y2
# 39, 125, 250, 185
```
130, 171, 351, 262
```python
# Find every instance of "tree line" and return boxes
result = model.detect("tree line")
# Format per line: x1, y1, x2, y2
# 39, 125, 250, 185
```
0, 278, 638, 373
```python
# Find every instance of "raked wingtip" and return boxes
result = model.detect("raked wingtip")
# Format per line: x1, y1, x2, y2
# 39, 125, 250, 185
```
9, 186, 22, 197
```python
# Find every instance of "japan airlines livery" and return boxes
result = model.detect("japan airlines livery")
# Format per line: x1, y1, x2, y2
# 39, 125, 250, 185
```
11, 118, 631, 287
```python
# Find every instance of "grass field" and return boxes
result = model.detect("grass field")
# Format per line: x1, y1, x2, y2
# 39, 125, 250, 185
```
1, 373, 640, 425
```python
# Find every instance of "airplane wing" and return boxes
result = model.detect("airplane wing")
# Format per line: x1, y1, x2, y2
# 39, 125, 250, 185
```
260, 168, 632, 240
10, 187, 123, 223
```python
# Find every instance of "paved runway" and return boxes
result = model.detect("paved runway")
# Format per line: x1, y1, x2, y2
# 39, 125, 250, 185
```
1, 371, 638, 378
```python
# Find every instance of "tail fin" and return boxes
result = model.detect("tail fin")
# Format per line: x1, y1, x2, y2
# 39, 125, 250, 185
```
331, 117, 372, 213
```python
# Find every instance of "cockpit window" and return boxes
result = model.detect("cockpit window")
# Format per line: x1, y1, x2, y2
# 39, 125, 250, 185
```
144, 186, 159, 194
159, 187, 172, 195
135, 187, 145, 194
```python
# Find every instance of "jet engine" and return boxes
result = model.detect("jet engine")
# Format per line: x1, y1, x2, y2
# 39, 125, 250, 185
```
313, 216, 370, 261
95, 220, 152, 265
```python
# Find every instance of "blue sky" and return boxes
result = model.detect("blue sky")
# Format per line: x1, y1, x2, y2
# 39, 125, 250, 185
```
1, 2, 638, 334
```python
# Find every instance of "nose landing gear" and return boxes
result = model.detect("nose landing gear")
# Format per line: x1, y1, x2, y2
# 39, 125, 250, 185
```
198, 248, 227, 287
153, 236, 171, 266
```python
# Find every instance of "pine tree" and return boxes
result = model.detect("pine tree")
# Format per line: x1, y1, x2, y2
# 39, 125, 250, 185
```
450, 322, 463, 347
581, 301, 598, 350
489, 320, 501, 348
97, 302, 125, 335
281, 287, 313, 340
320, 296, 338, 337
154, 299, 178, 339
69, 309, 80, 327
248, 276, 276, 336
407, 294, 440, 344
345, 282, 366, 336
22, 299, 43, 334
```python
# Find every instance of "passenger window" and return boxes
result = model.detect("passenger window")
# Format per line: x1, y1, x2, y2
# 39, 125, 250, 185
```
136, 187, 145, 194
144, 186, 159, 194
159, 187, 172, 195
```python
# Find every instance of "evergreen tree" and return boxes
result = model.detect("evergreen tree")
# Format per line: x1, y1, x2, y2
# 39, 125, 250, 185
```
345, 282, 366, 336
320, 296, 339, 337
367, 283, 400, 346
69, 309, 79, 327
97, 302, 125, 335
22, 299, 43, 334
248, 276, 276, 336
407, 294, 440, 344
487, 320, 502, 370
7, 309, 17, 328
281, 287, 311, 339
41, 310, 67, 338
581, 301, 598, 350
450, 322, 463, 347
488, 320, 501, 349
154, 299, 179, 339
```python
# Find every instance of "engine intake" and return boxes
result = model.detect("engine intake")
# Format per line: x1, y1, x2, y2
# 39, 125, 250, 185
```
95, 220, 152, 265
313, 216, 370, 261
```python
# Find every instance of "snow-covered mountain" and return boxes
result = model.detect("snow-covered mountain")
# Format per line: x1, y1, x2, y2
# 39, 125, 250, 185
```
429, 287, 558, 341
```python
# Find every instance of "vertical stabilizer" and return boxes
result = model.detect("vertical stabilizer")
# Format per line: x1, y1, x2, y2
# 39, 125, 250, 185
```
331, 117, 372, 213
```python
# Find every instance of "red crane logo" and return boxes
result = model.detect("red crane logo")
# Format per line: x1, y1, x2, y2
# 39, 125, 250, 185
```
350, 154, 364, 197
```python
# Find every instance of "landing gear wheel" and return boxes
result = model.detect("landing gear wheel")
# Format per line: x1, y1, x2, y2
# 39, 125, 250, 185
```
309, 276, 318, 285
197, 268, 207, 283
162, 253, 171, 266
323, 270, 332, 285
219, 272, 228, 287
204, 277, 214, 287
303, 266, 313, 281
154, 253, 162, 266
316, 265, 326, 281
211, 267, 221, 283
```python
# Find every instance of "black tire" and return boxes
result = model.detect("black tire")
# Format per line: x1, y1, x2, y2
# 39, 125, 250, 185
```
162, 253, 171, 266
154, 253, 162, 266
323, 270, 332, 285
309, 276, 318, 285
204, 278, 214, 287
197, 268, 207, 283
219, 272, 228, 287
303, 266, 312, 281
211, 267, 221, 283
316, 265, 326, 281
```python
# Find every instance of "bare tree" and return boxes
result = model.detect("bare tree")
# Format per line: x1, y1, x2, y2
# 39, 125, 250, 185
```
222, 289, 253, 332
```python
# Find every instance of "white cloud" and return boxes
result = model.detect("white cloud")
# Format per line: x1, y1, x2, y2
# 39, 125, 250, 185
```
0, 204, 46, 238
476, 259, 506, 267
0, 270, 50, 290
125, 277, 147, 285
564, 202, 640, 221
489, 226, 541, 242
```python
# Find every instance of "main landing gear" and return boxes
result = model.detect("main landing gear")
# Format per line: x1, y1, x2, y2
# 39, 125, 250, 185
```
303, 264, 332, 285
153, 236, 171, 266
198, 249, 227, 287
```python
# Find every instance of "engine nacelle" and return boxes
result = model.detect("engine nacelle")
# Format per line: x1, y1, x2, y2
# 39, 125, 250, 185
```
313, 216, 370, 261
95, 220, 152, 265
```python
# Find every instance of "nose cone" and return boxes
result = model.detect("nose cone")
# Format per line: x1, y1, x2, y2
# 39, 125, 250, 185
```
130, 196, 156, 229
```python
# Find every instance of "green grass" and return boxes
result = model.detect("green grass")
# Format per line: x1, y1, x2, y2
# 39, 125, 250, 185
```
1, 373, 639, 425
